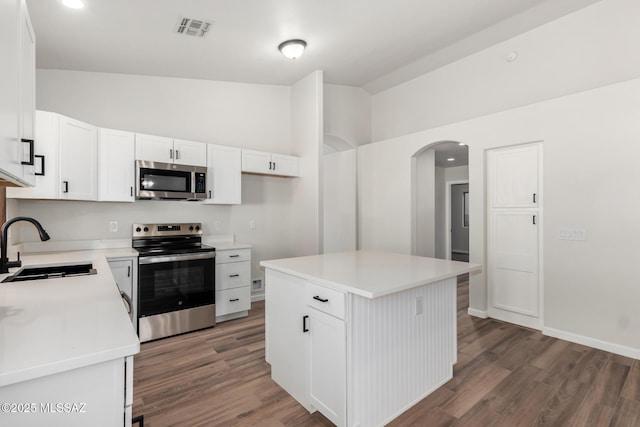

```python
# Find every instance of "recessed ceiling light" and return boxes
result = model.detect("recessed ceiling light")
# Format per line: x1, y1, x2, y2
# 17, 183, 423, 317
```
278, 39, 307, 60
61, 0, 85, 9
458, 143, 466, 146
447, 158, 455, 162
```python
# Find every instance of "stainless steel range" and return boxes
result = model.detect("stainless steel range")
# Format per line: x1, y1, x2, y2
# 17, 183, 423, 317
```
133, 223, 215, 342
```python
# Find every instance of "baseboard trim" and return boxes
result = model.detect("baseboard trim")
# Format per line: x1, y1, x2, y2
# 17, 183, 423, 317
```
542, 327, 640, 360
251, 293, 265, 303
467, 308, 488, 318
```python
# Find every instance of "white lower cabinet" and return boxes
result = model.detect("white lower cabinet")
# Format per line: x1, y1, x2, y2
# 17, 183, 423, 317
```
265, 269, 346, 425
215, 248, 251, 322
0, 357, 133, 427
108, 257, 138, 333
308, 307, 346, 426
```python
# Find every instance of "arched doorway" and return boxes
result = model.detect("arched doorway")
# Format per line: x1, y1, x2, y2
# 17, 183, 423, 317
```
411, 141, 469, 260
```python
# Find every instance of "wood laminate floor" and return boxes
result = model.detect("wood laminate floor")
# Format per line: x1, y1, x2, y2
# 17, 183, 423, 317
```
133, 277, 640, 426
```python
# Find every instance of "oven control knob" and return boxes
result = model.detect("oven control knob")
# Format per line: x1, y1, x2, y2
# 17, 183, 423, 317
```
195, 226, 200, 231
143, 227, 149, 232
189, 226, 194, 231
135, 227, 141, 232
178, 301, 183, 306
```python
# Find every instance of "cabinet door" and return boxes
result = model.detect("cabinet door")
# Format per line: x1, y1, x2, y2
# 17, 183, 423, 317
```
241, 149, 271, 174
17, 0, 36, 186
205, 144, 241, 204
173, 138, 207, 167
271, 153, 299, 177
0, 0, 23, 186
308, 307, 346, 426
99, 128, 135, 202
264, 269, 311, 409
488, 143, 540, 208
135, 133, 173, 163
59, 115, 98, 200
108, 259, 136, 328
7, 110, 60, 199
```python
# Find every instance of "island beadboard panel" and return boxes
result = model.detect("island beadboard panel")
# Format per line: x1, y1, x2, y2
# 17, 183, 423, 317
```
349, 278, 457, 426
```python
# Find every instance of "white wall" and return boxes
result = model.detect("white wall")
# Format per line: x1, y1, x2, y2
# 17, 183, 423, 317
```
290, 71, 324, 256
412, 149, 435, 257
323, 84, 371, 146
372, 0, 640, 141
24, 69, 294, 281
359, 77, 640, 357
36, 69, 291, 152
323, 150, 357, 253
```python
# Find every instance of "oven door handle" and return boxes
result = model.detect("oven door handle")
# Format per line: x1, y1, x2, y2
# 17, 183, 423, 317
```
138, 252, 216, 265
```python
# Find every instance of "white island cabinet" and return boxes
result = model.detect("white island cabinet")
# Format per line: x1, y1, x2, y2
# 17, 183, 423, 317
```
0, 251, 140, 427
262, 250, 481, 427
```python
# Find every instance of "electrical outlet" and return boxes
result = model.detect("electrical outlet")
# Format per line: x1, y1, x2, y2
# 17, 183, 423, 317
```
249, 219, 256, 230
109, 221, 118, 233
214, 220, 221, 231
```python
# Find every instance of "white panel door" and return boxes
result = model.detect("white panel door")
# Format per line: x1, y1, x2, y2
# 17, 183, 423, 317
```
99, 128, 135, 202
490, 211, 539, 316
59, 115, 98, 200
308, 307, 346, 427
135, 133, 173, 163
173, 138, 207, 167
487, 142, 542, 329
205, 144, 241, 204
489, 143, 540, 208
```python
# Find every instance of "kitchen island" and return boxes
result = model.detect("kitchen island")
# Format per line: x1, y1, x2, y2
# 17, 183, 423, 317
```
261, 250, 481, 427
0, 249, 140, 427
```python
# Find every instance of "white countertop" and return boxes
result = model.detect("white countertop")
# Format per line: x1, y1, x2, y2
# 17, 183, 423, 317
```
0, 249, 140, 387
261, 250, 481, 299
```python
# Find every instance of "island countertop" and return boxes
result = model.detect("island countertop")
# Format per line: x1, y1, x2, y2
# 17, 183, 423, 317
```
0, 249, 140, 387
260, 250, 481, 299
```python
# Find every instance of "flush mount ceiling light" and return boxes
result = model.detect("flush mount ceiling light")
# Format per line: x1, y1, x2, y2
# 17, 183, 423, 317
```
278, 39, 307, 59
61, 0, 85, 9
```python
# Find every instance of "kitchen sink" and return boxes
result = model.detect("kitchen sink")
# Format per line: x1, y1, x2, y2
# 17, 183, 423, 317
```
1, 263, 97, 283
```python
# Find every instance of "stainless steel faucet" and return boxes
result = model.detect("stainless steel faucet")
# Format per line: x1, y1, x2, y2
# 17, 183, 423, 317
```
1, 217, 51, 274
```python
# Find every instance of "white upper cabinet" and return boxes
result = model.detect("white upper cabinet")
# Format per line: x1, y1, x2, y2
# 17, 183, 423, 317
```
135, 134, 207, 167
99, 128, 135, 202
134, 133, 173, 163
204, 144, 241, 205
489, 143, 540, 208
59, 115, 98, 200
173, 139, 207, 167
7, 110, 58, 199
241, 149, 299, 177
0, 0, 35, 187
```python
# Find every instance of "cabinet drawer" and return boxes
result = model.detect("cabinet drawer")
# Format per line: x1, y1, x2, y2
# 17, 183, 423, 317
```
216, 286, 251, 316
305, 282, 346, 320
216, 261, 250, 290
216, 248, 251, 264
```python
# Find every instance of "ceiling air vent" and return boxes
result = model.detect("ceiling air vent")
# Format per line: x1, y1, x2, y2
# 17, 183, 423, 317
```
174, 17, 213, 38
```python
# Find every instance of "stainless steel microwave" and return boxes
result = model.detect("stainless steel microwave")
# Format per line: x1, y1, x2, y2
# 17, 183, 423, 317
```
136, 160, 206, 200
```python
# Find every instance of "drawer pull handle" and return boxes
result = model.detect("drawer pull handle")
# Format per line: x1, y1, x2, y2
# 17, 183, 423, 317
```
229, 274, 240, 278
229, 255, 240, 258
302, 315, 309, 332
229, 298, 240, 302
313, 296, 329, 303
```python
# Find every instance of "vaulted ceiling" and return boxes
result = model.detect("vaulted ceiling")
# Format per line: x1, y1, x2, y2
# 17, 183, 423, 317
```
27, 0, 600, 94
